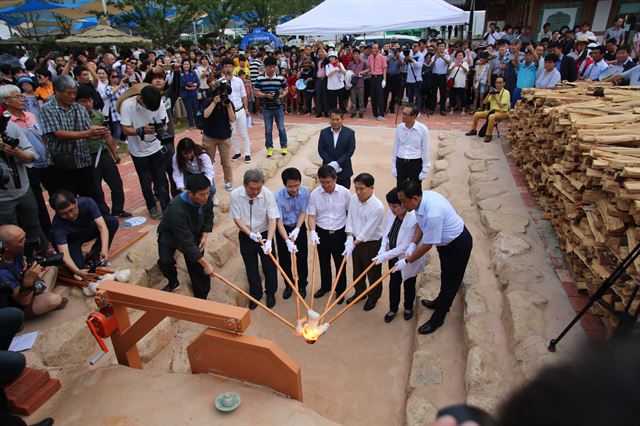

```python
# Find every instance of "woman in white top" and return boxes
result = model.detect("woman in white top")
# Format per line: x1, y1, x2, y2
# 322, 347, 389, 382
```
172, 137, 218, 204
96, 66, 110, 117
325, 51, 346, 112
373, 188, 425, 323
448, 51, 469, 114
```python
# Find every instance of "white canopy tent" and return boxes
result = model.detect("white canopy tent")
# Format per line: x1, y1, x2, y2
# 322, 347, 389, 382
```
276, 0, 468, 35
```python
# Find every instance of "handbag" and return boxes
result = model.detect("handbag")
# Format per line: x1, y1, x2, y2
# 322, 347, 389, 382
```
447, 65, 461, 89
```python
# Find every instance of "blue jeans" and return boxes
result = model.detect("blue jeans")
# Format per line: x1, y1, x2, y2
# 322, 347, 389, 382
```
262, 107, 287, 149
68, 215, 119, 268
182, 95, 198, 127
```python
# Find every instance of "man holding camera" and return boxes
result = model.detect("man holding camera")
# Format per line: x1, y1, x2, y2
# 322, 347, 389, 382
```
119, 85, 170, 219
0, 224, 66, 318
49, 190, 119, 281
426, 42, 451, 116
465, 76, 511, 143
403, 42, 425, 109
254, 56, 288, 158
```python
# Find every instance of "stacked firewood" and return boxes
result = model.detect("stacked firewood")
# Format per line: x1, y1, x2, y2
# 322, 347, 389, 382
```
508, 82, 640, 326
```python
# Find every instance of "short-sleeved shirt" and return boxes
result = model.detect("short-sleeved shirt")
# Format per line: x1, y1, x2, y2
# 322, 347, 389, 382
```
230, 186, 280, 234
52, 197, 102, 245
414, 191, 464, 246
35, 82, 53, 101
0, 121, 36, 202
254, 73, 287, 110
119, 96, 167, 158
0, 258, 23, 289
487, 89, 511, 112
516, 61, 538, 89
535, 68, 561, 88
275, 186, 309, 227
40, 97, 92, 169
306, 184, 351, 231
604, 27, 625, 45
367, 54, 387, 75
621, 65, 640, 86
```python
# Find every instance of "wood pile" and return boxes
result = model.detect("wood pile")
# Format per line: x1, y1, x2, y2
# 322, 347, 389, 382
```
508, 82, 640, 326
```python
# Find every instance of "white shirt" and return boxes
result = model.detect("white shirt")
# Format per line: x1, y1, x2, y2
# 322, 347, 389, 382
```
414, 190, 464, 246
97, 79, 110, 116
307, 184, 351, 231
228, 75, 247, 110
331, 127, 341, 148
535, 68, 561, 88
429, 52, 451, 75
171, 152, 215, 190
585, 59, 609, 81
230, 186, 279, 234
345, 193, 385, 242
326, 63, 345, 90
404, 51, 424, 83
392, 121, 430, 175
119, 96, 167, 158
575, 31, 596, 41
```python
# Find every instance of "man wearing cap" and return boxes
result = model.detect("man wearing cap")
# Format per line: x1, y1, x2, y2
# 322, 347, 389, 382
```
367, 43, 387, 120
549, 41, 577, 82
584, 46, 610, 81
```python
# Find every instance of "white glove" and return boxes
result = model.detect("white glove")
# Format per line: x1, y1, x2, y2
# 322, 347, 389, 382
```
342, 241, 355, 257
310, 230, 320, 245
391, 169, 397, 178
288, 227, 300, 241
249, 232, 261, 243
393, 259, 408, 273
286, 239, 298, 254
405, 242, 417, 257
262, 239, 272, 255
372, 251, 389, 265
418, 171, 427, 180
381, 79, 386, 89
328, 161, 340, 170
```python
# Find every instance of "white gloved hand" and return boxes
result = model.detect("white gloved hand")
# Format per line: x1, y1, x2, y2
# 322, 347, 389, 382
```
346, 235, 354, 246
262, 239, 273, 255
418, 171, 427, 180
249, 232, 261, 243
342, 241, 355, 257
381, 79, 386, 89
405, 242, 417, 257
310, 230, 320, 245
328, 161, 340, 170
393, 259, 408, 273
372, 251, 390, 265
288, 227, 300, 241
391, 169, 397, 178
286, 239, 298, 253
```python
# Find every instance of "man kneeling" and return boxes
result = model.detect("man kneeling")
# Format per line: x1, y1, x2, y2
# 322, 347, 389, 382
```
157, 174, 215, 299
0, 224, 66, 317
50, 190, 119, 280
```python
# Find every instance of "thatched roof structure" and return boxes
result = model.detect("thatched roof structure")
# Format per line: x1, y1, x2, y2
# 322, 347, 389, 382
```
56, 16, 151, 47
0, 34, 38, 45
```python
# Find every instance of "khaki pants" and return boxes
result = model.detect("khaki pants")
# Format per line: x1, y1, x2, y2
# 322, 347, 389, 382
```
471, 110, 508, 136
202, 134, 232, 184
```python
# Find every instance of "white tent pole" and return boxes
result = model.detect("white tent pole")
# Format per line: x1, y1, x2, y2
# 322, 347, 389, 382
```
101, 0, 107, 15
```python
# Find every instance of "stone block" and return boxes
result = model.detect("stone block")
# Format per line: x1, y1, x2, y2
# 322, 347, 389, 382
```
437, 146, 455, 159
138, 317, 173, 363
409, 349, 442, 386
405, 390, 438, 426
468, 171, 498, 186
465, 346, 501, 391
287, 141, 300, 155
464, 315, 496, 347
209, 237, 235, 267
470, 182, 508, 203
33, 315, 97, 367
276, 155, 290, 168
303, 167, 318, 178
434, 159, 448, 172
469, 160, 488, 173
480, 211, 529, 237
491, 232, 531, 271
504, 289, 547, 346
477, 198, 502, 211
464, 149, 500, 161
256, 159, 278, 179
310, 150, 323, 166
433, 186, 451, 199
496, 262, 544, 291
514, 335, 557, 379
431, 171, 449, 188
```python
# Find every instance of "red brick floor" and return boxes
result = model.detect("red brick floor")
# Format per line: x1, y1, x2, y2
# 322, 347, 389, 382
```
501, 143, 606, 342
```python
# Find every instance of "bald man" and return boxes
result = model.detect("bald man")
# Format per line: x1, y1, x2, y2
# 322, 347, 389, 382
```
0, 225, 66, 317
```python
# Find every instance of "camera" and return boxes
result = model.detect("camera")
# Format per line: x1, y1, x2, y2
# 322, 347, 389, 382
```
489, 87, 498, 94
28, 253, 65, 268
402, 48, 411, 57
31, 279, 46, 295
150, 117, 172, 144
212, 78, 232, 105
0, 111, 20, 149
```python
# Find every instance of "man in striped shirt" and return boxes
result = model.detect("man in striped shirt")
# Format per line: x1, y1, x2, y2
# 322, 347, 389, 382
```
254, 56, 288, 158
249, 52, 264, 113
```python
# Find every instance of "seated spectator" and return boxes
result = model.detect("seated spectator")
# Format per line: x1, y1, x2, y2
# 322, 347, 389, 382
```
535, 53, 562, 88
604, 61, 640, 86
157, 174, 215, 299
465, 76, 510, 143
584, 46, 610, 81
0, 224, 66, 318
171, 137, 217, 203
49, 190, 119, 280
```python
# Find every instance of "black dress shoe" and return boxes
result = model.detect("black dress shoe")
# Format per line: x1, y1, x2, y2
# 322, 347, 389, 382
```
384, 311, 396, 323
314, 288, 328, 298
421, 299, 437, 310
363, 298, 377, 311
404, 310, 413, 321
418, 319, 444, 335
248, 300, 258, 310
299, 288, 306, 298
283, 287, 292, 299
346, 293, 363, 304
266, 293, 276, 308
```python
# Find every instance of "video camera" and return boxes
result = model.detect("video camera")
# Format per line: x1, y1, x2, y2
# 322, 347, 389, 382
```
0, 111, 20, 149
148, 117, 172, 144
488, 87, 498, 95
211, 78, 232, 105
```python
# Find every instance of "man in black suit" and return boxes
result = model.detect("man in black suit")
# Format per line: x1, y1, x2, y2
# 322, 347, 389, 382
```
317, 109, 356, 189
549, 41, 577, 82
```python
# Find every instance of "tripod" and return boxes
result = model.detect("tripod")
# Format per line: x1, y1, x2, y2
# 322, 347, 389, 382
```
548, 242, 640, 352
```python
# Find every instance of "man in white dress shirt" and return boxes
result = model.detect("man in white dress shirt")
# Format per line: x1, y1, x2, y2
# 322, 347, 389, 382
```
391, 105, 430, 186
222, 58, 252, 164
307, 165, 351, 302
343, 173, 385, 310
230, 169, 280, 309
395, 180, 473, 335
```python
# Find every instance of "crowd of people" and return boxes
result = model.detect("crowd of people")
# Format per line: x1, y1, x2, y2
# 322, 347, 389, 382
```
0, 14, 639, 425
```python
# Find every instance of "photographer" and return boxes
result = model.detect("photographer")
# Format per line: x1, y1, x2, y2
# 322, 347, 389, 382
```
49, 190, 118, 280
202, 77, 236, 191
119, 85, 170, 219
465, 76, 510, 143
0, 86, 48, 258
403, 42, 425, 109
385, 49, 402, 114
0, 224, 66, 318
150, 71, 178, 196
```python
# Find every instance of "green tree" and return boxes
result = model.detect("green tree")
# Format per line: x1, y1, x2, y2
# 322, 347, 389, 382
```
241, 0, 320, 32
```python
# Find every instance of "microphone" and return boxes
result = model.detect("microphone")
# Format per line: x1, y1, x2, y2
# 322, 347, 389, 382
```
249, 199, 253, 205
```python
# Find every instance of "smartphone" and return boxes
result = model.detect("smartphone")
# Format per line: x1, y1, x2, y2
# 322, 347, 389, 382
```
163, 64, 171, 71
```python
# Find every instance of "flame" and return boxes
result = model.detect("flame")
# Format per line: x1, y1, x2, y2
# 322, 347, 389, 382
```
301, 324, 321, 344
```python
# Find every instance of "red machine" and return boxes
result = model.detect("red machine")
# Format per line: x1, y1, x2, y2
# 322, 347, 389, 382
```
86, 304, 118, 353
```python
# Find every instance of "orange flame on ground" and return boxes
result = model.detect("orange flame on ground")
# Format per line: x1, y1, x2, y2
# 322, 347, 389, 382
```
301, 324, 321, 344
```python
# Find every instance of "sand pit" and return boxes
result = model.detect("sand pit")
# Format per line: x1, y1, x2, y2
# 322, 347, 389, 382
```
18, 119, 588, 425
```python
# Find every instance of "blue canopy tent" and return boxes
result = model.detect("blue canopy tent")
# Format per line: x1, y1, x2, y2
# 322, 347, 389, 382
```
0, 0, 92, 39
239, 28, 281, 50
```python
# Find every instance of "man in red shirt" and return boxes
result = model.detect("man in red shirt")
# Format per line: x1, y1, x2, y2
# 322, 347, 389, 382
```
367, 43, 387, 120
